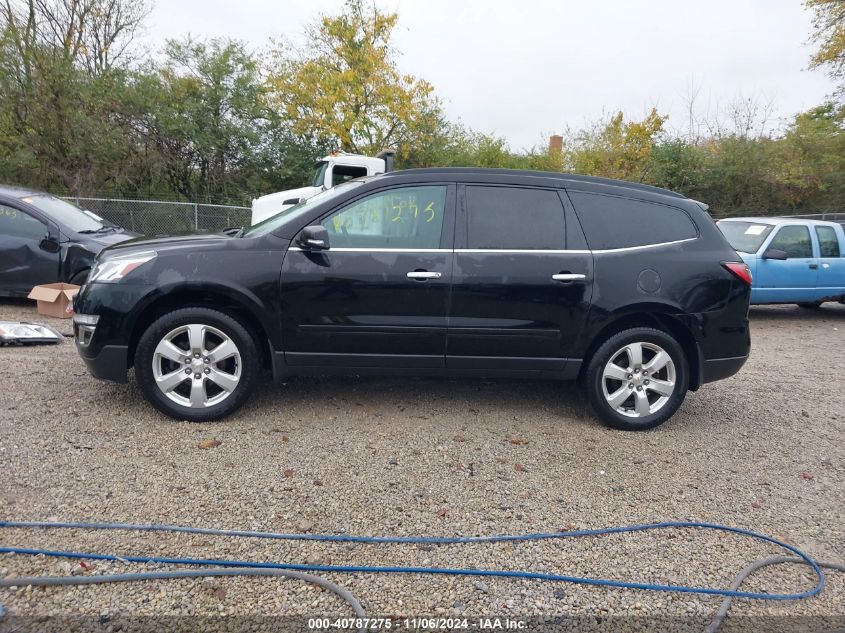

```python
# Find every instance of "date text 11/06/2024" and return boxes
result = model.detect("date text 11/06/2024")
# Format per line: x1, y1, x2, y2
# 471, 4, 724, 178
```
308, 616, 528, 630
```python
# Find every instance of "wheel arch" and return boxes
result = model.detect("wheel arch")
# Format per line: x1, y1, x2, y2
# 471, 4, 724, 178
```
127, 285, 274, 372
579, 305, 702, 391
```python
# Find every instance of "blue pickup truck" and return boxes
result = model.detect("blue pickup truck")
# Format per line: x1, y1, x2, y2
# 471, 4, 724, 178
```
717, 217, 845, 307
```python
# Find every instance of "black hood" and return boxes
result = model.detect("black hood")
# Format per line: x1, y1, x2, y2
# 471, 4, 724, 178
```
88, 230, 138, 247
101, 231, 234, 257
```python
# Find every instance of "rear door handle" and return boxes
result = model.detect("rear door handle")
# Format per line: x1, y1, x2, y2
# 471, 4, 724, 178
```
407, 271, 442, 280
552, 273, 586, 282
809, 263, 818, 270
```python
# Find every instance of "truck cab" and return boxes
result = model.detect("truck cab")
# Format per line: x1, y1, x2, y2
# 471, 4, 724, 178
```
251, 153, 388, 225
718, 217, 845, 306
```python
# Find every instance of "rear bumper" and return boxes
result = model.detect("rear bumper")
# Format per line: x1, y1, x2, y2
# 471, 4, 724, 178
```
77, 341, 129, 383
700, 354, 748, 384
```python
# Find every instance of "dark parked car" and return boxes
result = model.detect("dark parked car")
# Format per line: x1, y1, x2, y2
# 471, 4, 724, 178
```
0, 185, 134, 297
73, 169, 751, 430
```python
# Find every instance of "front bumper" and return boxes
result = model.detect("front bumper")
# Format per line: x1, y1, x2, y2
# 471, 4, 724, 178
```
76, 339, 129, 383
72, 281, 152, 384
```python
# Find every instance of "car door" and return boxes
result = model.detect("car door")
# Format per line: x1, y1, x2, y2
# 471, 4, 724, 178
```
280, 183, 455, 368
0, 202, 60, 297
446, 184, 593, 373
813, 225, 845, 301
754, 224, 818, 303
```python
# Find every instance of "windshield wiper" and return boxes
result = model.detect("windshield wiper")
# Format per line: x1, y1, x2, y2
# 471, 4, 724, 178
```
222, 226, 245, 237
79, 225, 119, 234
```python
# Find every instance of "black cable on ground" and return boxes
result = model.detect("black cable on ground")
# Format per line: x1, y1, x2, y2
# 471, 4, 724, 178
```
0, 567, 367, 631
705, 557, 845, 633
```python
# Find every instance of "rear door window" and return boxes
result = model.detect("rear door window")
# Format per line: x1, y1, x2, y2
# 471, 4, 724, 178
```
768, 225, 812, 258
569, 192, 697, 250
465, 186, 565, 250
815, 226, 841, 258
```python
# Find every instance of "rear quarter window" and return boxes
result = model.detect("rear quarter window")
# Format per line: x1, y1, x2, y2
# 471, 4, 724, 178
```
568, 192, 698, 250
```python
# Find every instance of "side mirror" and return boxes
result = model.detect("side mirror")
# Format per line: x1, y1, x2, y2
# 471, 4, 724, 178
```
297, 225, 330, 251
283, 197, 306, 205
39, 233, 59, 253
762, 248, 788, 260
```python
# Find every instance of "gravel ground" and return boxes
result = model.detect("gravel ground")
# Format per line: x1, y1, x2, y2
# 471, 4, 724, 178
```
0, 299, 843, 632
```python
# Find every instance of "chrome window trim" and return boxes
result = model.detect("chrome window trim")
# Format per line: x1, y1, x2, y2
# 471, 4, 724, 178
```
287, 237, 697, 255
590, 237, 697, 254
288, 247, 450, 253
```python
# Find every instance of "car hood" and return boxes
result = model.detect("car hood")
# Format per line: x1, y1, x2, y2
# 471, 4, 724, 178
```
101, 231, 233, 257
87, 230, 139, 247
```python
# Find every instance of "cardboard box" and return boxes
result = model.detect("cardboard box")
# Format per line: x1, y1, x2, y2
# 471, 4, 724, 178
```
27, 283, 79, 319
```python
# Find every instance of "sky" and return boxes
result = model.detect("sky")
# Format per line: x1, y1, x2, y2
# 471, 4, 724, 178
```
143, 0, 838, 150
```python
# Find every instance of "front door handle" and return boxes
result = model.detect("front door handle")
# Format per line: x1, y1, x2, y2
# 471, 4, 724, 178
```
407, 271, 442, 280
552, 273, 587, 282
809, 263, 818, 270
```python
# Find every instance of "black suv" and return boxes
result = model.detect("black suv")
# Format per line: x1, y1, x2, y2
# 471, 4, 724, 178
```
73, 169, 751, 430
0, 185, 133, 297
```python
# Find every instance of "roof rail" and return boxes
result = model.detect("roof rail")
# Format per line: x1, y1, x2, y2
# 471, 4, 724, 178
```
389, 167, 686, 199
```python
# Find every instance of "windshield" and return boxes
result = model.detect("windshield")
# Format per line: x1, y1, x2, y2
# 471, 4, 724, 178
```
245, 180, 364, 237
717, 221, 775, 254
311, 161, 329, 188
21, 195, 105, 233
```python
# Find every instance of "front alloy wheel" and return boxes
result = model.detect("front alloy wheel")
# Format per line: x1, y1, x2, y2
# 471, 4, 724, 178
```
152, 324, 242, 408
136, 308, 259, 421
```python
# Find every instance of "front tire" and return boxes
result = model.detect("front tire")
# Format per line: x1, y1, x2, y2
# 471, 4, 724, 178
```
585, 327, 688, 431
135, 308, 259, 421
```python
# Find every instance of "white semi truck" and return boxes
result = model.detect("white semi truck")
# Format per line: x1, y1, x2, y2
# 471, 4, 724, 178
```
251, 150, 395, 225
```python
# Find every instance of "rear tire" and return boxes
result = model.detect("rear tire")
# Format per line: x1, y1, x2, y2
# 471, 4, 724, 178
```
135, 308, 259, 421
585, 327, 688, 431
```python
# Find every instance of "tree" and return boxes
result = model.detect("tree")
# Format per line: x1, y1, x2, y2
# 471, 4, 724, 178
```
2, 0, 149, 74
266, 0, 441, 155
805, 0, 845, 94
0, 0, 150, 193
140, 38, 276, 201
568, 108, 668, 181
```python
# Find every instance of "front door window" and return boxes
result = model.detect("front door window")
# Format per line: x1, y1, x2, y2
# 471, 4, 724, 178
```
321, 186, 447, 249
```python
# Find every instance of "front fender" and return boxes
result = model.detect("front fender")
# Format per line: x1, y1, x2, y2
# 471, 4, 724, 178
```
62, 243, 98, 281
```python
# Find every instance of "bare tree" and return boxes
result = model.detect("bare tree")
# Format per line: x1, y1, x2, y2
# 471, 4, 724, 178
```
700, 92, 778, 140
2, 0, 150, 73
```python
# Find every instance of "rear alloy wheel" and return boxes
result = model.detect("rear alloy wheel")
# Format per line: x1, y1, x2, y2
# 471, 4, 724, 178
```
585, 327, 688, 431
136, 308, 259, 421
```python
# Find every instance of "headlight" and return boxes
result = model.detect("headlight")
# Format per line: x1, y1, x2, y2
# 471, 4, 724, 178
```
89, 251, 156, 283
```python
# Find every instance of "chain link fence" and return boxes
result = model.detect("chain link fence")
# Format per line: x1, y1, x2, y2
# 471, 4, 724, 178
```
62, 197, 252, 236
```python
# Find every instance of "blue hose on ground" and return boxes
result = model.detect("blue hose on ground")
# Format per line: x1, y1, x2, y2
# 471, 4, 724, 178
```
0, 519, 826, 600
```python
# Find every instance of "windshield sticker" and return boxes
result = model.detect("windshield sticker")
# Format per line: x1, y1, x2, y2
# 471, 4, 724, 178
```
83, 210, 104, 221
745, 225, 767, 235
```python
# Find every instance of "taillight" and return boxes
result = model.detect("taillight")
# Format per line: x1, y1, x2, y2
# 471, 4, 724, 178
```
721, 261, 752, 285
